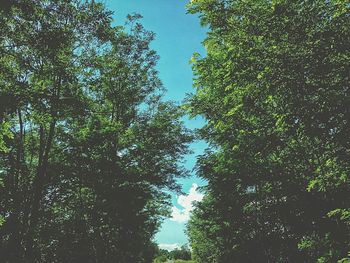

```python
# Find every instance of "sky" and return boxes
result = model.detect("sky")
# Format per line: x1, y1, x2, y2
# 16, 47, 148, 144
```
105, 0, 208, 250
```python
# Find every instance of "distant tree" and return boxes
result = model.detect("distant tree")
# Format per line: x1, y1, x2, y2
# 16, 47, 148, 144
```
169, 245, 192, 260
153, 247, 170, 263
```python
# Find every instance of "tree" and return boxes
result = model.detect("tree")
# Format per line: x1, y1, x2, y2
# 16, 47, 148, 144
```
169, 244, 192, 260
187, 0, 350, 262
153, 248, 170, 263
0, 1, 192, 262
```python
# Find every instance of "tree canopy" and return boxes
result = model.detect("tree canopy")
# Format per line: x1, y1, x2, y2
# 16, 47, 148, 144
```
0, 1, 192, 262
186, 0, 350, 262
1, 1, 349, 262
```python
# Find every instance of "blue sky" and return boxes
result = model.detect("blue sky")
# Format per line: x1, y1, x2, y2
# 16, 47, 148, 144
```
106, 0, 207, 249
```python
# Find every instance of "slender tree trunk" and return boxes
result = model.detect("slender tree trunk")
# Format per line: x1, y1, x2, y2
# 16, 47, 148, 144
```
7, 109, 26, 261
25, 119, 56, 262
25, 78, 61, 262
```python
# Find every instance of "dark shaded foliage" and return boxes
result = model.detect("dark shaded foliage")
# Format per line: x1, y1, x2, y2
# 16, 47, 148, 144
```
186, 0, 350, 262
0, 1, 192, 262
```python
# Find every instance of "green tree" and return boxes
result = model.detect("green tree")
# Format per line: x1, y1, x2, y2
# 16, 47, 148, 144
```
0, 1, 192, 262
153, 247, 170, 263
169, 244, 192, 260
187, 0, 350, 262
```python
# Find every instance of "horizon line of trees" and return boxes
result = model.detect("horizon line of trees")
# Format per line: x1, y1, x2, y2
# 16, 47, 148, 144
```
153, 244, 192, 263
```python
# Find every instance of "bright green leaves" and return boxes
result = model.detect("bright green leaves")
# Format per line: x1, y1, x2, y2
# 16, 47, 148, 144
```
226, 104, 243, 117
189, 52, 201, 64
328, 209, 350, 225
0, 121, 13, 153
307, 157, 349, 192
186, 0, 350, 262
338, 252, 350, 263
298, 235, 319, 251
0, 216, 5, 227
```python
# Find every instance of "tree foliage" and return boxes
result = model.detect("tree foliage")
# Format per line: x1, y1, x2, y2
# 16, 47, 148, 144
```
153, 245, 192, 262
169, 245, 192, 260
0, 1, 192, 262
187, 0, 350, 262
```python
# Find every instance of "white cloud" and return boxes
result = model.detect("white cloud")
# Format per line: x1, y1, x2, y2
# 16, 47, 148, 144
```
159, 243, 180, 251
170, 183, 204, 223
